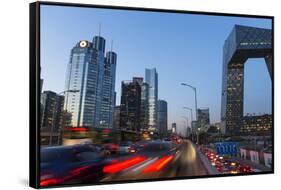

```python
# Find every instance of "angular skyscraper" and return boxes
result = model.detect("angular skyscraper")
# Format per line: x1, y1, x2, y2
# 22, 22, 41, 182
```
157, 100, 168, 136
64, 35, 117, 128
145, 68, 158, 132
221, 25, 272, 136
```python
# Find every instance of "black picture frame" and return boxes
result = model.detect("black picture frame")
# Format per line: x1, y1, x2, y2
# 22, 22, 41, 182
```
30, 1, 274, 189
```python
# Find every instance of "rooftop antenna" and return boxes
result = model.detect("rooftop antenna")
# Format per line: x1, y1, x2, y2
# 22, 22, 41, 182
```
98, 23, 101, 37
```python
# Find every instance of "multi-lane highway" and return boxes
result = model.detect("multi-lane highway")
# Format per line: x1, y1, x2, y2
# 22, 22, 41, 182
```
40, 138, 260, 187
101, 140, 207, 182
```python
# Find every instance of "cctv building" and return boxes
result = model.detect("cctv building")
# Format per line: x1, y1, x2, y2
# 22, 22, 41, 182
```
64, 35, 117, 129
221, 25, 272, 136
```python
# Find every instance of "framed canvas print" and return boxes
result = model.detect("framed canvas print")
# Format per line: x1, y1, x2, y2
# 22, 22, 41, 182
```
29, 1, 274, 188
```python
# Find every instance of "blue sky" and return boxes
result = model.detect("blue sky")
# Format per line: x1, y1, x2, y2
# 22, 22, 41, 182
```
40, 5, 272, 133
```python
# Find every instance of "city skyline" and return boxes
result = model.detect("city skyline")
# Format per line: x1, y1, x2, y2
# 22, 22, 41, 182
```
36, 3, 273, 186
40, 5, 272, 134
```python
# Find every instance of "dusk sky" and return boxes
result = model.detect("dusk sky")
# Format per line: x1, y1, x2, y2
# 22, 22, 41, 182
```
40, 5, 272, 134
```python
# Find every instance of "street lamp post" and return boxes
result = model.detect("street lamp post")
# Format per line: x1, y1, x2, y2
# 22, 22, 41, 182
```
181, 83, 199, 143
181, 83, 198, 121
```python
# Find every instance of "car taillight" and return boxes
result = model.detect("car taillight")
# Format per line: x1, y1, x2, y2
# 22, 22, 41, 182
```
130, 149, 136, 153
40, 178, 61, 187
103, 156, 146, 173
142, 155, 173, 173
69, 165, 92, 176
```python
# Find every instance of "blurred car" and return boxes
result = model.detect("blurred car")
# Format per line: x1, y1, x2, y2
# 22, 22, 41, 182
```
135, 140, 148, 148
163, 138, 172, 142
40, 144, 112, 187
238, 164, 253, 173
137, 141, 178, 159
118, 141, 135, 154
103, 143, 119, 154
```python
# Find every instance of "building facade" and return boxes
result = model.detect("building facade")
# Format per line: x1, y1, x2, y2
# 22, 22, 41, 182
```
197, 108, 210, 130
157, 100, 168, 136
100, 51, 117, 128
221, 25, 272, 136
64, 35, 117, 129
145, 68, 158, 132
120, 79, 142, 132
241, 114, 272, 135
133, 77, 149, 131
191, 121, 198, 133
41, 91, 64, 146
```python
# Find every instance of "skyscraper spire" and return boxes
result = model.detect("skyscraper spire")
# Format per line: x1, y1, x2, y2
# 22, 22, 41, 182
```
111, 40, 113, 52
98, 23, 101, 37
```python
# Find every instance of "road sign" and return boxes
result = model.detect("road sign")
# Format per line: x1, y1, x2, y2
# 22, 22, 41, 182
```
215, 142, 238, 155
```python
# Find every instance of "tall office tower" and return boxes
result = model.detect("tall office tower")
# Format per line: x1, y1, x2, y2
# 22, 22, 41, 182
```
157, 100, 168, 136
41, 91, 64, 146
92, 36, 106, 128
221, 25, 272, 136
197, 108, 210, 130
132, 77, 149, 131
100, 51, 117, 128
120, 79, 142, 131
171, 123, 177, 134
145, 68, 158, 132
64, 35, 117, 128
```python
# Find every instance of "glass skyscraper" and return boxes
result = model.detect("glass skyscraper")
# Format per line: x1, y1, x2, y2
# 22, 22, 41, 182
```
157, 100, 168, 136
64, 35, 117, 128
132, 77, 149, 131
145, 68, 158, 132
100, 51, 117, 128
120, 79, 142, 131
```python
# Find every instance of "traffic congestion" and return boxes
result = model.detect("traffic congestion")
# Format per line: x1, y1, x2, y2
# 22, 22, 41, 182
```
201, 148, 254, 174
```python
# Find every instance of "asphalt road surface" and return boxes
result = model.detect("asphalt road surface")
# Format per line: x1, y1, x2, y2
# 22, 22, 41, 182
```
101, 140, 207, 182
